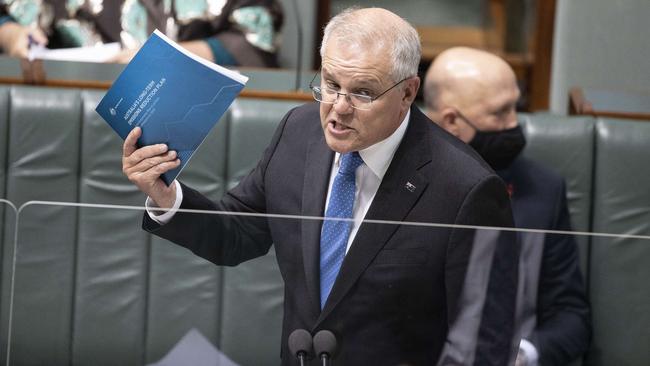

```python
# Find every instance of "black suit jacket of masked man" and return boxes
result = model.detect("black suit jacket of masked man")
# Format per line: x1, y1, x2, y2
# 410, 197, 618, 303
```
144, 103, 519, 366
499, 156, 591, 365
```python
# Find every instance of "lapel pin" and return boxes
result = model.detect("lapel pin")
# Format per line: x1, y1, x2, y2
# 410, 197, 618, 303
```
405, 182, 416, 192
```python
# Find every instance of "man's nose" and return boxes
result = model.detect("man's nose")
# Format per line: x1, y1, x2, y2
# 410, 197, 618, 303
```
333, 93, 354, 114
505, 110, 518, 129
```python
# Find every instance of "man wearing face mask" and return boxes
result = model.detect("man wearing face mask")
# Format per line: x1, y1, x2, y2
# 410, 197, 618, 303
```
424, 47, 591, 366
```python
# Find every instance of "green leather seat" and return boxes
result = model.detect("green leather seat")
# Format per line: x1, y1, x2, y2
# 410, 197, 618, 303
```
220, 98, 301, 365
144, 109, 229, 364
2, 86, 81, 365
587, 118, 650, 366
520, 113, 595, 272
0, 86, 9, 266
0, 86, 11, 365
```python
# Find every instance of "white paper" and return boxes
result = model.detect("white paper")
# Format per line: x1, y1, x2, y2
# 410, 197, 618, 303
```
153, 29, 248, 84
28, 42, 122, 63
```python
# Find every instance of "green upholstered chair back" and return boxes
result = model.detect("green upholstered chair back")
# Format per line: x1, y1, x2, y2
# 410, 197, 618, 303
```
587, 118, 650, 366
519, 113, 595, 273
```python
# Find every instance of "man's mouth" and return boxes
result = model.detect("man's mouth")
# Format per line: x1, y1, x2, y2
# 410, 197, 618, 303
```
329, 121, 352, 131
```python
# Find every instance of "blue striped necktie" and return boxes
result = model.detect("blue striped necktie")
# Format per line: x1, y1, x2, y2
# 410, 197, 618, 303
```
319, 152, 364, 309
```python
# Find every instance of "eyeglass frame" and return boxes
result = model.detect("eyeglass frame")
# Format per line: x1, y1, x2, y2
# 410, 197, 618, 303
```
308, 70, 412, 111
452, 108, 482, 131
453, 107, 518, 133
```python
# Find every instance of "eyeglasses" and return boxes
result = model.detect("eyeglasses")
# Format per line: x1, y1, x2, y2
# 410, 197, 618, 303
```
453, 108, 481, 131
309, 72, 410, 111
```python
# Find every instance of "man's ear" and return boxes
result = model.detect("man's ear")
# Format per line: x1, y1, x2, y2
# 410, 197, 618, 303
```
440, 108, 462, 138
402, 77, 420, 106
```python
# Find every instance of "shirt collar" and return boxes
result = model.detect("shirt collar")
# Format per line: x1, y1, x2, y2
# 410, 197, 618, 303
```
334, 109, 411, 180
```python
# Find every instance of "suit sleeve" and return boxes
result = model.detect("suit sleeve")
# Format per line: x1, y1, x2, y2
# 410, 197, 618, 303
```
529, 183, 591, 365
142, 106, 296, 266
438, 174, 519, 366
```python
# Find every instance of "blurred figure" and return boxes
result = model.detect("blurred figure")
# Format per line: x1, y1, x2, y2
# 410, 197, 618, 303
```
424, 47, 591, 366
0, 0, 283, 66
0, 9, 47, 58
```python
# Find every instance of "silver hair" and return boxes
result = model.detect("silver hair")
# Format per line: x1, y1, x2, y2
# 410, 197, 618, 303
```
319, 7, 421, 82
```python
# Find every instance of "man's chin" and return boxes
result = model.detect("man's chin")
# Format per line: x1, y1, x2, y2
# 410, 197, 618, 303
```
324, 134, 356, 154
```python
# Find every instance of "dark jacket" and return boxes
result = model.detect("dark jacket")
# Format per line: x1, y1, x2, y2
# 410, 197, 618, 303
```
499, 156, 591, 366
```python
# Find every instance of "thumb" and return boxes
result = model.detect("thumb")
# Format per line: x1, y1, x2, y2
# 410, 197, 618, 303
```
123, 127, 141, 157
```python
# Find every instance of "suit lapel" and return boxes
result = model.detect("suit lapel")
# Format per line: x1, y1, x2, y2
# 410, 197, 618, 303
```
316, 108, 433, 325
301, 133, 334, 317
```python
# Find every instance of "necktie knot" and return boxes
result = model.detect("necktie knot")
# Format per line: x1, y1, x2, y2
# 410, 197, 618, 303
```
339, 152, 364, 176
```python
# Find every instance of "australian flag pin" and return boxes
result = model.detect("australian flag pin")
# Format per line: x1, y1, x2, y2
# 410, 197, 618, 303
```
405, 182, 416, 192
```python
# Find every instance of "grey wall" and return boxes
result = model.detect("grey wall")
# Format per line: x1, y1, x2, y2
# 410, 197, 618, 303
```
550, 0, 650, 114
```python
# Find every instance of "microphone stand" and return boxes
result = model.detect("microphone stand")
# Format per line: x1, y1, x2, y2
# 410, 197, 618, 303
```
321, 353, 329, 366
298, 352, 307, 366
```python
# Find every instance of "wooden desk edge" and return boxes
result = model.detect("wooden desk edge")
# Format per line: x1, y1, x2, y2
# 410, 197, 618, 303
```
568, 87, 650, 120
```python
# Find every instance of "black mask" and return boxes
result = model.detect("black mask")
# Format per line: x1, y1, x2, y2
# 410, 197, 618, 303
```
469, 125, 526, 170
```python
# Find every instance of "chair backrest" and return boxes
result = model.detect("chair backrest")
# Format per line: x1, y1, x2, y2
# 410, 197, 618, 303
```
587, 117, 650, 366
219, 98, 301, 365
0, 86, 8, 274
1, 86, 83, 365
519, 113, 595, 272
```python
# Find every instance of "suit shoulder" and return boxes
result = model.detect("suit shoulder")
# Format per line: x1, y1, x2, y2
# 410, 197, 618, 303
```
271, 102, 322, 142
427, 123, 498, 183
283, 102, 321, 127
409, 108, 505, 196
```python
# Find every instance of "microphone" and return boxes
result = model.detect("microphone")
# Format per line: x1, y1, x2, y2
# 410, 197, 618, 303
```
313, 330, 338, 366
288, 329, 313, 366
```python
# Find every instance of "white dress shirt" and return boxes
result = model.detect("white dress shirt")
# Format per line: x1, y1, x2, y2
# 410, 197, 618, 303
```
147, 109, 412, 245
323, 110, 410, 253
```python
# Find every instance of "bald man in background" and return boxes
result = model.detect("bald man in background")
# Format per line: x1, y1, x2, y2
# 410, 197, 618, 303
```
424, 47, 591, 366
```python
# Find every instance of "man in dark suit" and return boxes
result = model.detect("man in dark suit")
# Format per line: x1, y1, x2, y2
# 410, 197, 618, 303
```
424, 47, 591, 366
122, 8, 518, 365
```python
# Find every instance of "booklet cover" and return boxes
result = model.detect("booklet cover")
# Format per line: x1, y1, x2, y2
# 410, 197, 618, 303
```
96, 29, 248, 186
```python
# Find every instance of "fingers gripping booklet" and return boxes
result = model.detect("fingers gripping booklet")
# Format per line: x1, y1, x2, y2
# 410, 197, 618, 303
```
96, 29, 248, 186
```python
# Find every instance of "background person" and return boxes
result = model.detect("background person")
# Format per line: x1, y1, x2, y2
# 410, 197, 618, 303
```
123, 8, 519, 365
424, 46, 591, 366
0, 0, 283, 66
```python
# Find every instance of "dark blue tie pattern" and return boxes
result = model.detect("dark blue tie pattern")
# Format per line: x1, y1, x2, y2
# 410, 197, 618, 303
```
319, 152, 364, 309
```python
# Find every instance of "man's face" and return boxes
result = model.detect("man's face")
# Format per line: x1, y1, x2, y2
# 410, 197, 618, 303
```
456, 78, 520, 143
319, 39, 414, 153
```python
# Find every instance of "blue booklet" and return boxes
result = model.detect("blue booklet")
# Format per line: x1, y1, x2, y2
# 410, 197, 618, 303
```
96, 29, 248, 185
